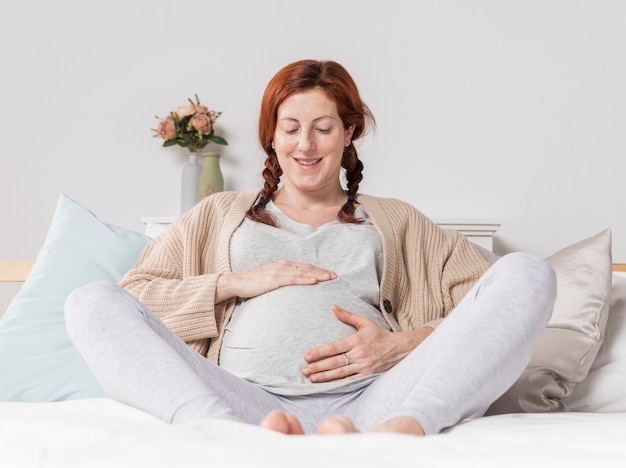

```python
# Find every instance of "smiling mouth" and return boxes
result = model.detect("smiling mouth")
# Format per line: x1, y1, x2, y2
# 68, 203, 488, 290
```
294, 158, 322, 166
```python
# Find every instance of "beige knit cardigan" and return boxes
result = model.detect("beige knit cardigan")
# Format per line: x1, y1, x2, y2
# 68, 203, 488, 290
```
120, 190, 489, 363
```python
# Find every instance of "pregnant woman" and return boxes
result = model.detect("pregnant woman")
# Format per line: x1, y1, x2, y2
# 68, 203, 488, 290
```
64, 59, 556, 436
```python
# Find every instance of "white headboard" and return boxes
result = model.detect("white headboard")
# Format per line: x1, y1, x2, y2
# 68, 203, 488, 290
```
434, 219, 501, 251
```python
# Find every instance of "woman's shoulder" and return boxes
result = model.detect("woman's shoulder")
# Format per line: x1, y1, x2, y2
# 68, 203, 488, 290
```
357, 193, 431, 223
172, 189, 260, 232
188, 189, 260, 214
201, 189, 260, 206
358, 194, 468, 257
357, 193, 459, 243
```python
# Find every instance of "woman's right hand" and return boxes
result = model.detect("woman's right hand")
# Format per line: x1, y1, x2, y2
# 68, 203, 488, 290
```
215, 260, 337, 303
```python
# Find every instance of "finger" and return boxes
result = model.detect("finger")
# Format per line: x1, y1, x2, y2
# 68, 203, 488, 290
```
302, 351, 357, 383
307, 362, 358, 383
295, 263, 338, 281
332, 305, 369, 330
304, 352, 348, 373
303, 337, 350, 364
270, 262, 335, 288
284, 262, 337, 282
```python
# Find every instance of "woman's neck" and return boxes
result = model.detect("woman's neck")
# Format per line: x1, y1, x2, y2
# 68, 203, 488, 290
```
273, 186, 346, 211
272, 186, 347, 227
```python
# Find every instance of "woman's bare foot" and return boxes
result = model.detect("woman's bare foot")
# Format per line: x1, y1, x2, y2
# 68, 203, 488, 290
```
317, 415, 424, 436
261, 411, 424, 437
370, 416, 425, 435
260, 410, 305, 435
316, 415, 358, 434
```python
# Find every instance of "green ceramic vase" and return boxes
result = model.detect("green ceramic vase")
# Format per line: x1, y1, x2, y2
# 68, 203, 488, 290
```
198, 152, 224, 201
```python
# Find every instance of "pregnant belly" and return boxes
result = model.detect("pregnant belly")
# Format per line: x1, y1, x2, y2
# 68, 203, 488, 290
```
218, 281, 386, 390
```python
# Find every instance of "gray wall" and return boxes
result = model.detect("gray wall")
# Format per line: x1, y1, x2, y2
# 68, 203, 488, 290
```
2, 0, 625, 311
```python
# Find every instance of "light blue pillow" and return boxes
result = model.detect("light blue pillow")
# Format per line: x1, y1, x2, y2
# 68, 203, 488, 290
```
0, 194, 150, 401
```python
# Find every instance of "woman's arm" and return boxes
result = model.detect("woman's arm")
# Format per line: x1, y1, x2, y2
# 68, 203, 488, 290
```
119, 222, 224, 342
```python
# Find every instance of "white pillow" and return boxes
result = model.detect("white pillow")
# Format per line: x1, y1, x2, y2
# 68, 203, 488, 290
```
487, 229, 613, 414
565, 273, 626, 412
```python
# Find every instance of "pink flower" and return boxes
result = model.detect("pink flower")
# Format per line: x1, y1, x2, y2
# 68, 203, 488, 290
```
193, 104, 209, 115
156, 116, 176, 140
190, 113, 212, 134
175, 104, 195, 118
152, 95, 228, 149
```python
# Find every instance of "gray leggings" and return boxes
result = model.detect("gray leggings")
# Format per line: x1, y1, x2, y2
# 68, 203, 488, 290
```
64, 252, 556, 435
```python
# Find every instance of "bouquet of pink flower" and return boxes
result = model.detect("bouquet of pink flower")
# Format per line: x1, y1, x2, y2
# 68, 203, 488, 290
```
153, 94, 228, 153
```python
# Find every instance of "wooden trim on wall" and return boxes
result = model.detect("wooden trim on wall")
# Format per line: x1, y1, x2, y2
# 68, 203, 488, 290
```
0, 261, 34, 282
613, 263, 626, 272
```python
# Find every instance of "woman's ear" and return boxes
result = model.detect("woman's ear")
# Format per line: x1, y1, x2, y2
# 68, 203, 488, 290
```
345, 125, 356, 146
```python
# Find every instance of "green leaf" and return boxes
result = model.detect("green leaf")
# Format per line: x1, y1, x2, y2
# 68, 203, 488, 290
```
210, 135, 229, 145
162, 140, 177, 147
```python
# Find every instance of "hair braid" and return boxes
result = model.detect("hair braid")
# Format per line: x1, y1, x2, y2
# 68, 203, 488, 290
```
338, 144, 364, 224
246, 154, 282, 226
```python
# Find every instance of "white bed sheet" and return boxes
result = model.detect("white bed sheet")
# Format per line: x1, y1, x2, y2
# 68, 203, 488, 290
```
2, 398, 625, 468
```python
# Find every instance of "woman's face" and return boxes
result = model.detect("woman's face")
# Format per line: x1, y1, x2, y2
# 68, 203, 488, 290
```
273, 88, 354, 197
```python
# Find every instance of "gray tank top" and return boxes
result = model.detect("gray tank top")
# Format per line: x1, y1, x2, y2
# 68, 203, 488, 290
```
219, 201, 389, 395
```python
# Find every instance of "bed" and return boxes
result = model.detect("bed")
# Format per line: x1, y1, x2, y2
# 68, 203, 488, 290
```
2, 193, 626, 467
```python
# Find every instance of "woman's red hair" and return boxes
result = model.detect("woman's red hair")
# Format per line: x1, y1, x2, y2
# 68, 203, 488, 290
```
248, 60, 375, 226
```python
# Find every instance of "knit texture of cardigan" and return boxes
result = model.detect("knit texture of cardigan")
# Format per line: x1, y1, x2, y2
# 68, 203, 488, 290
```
119, 190, 489, 363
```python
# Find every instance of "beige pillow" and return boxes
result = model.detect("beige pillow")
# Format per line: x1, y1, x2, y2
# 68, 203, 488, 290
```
565, 274, 626, 412
486, 228, 613, 414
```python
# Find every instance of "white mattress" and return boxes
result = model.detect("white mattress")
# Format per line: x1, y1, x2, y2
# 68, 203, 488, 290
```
2, 398, 625, 468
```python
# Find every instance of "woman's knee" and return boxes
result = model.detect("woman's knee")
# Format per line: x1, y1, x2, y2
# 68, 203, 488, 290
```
491, 252, 557, 320
493, 252, 556, 288
64, 280, 122, 337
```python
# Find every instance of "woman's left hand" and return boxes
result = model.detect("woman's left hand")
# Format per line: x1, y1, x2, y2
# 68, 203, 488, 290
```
301, 305, 433, 383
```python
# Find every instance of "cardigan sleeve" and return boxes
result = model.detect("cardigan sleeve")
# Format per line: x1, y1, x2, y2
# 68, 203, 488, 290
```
413, 222, 489, 329
119, 202, 228, 344
438, 229, 490, 315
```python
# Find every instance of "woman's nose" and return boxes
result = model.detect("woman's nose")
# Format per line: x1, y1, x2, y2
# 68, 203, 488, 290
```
298, 131, 315, 152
